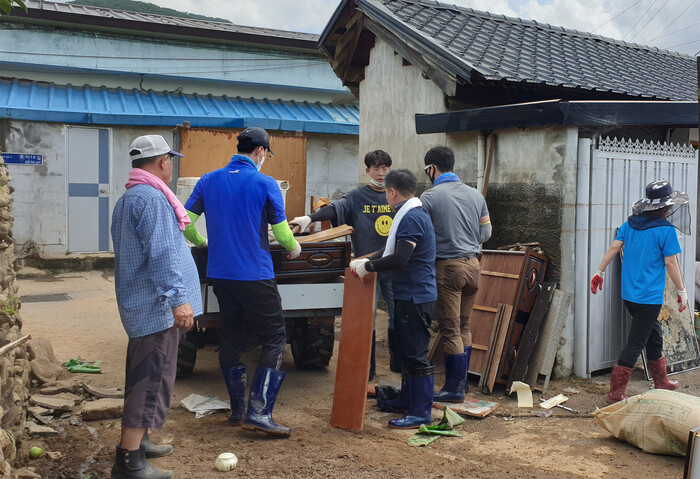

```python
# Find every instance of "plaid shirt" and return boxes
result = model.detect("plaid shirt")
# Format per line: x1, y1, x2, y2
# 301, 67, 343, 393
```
112, 185, 203, 338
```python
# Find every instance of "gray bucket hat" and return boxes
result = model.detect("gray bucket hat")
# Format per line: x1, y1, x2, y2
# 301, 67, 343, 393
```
632, 180, 689, 215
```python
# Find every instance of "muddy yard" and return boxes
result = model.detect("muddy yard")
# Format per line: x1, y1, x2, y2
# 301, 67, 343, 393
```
14, 270, 696, 478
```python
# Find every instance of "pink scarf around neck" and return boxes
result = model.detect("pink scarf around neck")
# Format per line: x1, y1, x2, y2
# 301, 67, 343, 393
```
125, 169, 191, 231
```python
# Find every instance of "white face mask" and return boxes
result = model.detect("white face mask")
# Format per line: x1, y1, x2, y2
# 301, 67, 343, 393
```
256, 153, 266, 171
370, 178, 385, 188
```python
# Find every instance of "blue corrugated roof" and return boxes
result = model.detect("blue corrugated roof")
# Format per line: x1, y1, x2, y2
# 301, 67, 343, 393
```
0, 78, 359, 135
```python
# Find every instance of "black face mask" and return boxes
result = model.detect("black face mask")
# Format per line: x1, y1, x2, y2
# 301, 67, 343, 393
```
424, 165, 436, 184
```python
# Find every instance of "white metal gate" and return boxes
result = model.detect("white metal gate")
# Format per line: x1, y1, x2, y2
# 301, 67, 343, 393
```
575, 137, 698, 376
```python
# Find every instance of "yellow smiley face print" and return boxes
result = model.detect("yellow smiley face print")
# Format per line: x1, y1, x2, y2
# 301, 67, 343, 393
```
375, 215, 393, 236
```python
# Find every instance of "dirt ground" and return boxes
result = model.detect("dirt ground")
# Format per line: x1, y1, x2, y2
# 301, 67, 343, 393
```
13, 269, 698, 478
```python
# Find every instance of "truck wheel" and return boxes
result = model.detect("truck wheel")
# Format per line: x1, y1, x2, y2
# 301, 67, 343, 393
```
177, 332, 199, 378
290, 318, 335, 369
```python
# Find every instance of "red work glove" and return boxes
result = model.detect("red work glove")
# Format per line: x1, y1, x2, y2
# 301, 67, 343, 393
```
677, 289, 688, 313
590, 271, 605, 294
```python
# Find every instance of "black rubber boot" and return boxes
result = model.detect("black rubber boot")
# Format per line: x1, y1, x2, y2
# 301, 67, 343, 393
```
222, 363, 247, 426
111, 445, 173, 479
377, 369, 409, 413
369, 330, 376, 381
141, 431, 173, 459
242, 367, 291, 437
388, 329, 401, 373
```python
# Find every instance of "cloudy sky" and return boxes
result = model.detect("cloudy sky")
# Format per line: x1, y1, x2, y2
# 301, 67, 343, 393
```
128, 0, 700, 56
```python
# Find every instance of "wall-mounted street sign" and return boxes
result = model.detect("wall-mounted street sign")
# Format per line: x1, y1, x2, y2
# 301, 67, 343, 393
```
0, 153, 43, 165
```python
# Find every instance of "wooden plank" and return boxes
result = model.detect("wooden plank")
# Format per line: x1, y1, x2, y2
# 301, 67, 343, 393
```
481, 134, 495, 197
478, 307, 502, 390
474, 305, 498, 313
482, 304, 513, 394
506, 283, 556, 393
481, 271, 520, 280
296, 225, 353, 244
331, 270, 377, 430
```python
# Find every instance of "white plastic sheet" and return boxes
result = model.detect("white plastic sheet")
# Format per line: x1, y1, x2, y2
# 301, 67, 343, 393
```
180, 393, 230, 419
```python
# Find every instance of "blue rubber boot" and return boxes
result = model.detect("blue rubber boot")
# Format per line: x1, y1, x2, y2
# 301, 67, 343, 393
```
388, 367, 434, 429
377, 370, 409, 413
222, 363, 246, 426
464, 346, 472, 393
242, 367, 291, 437
433, 351, 468, 403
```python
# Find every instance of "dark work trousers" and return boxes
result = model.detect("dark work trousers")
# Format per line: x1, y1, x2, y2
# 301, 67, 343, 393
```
212, 278, 287, 370
618, 300, 664, 368
393, 299, 435, 372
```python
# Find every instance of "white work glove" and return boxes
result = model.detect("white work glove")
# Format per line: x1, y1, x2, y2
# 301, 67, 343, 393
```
349, 258, 370, 280
290, 215, 312, 233
590, 270, 605, 294
677, 288, 688, 313
286, 242, 302, 259
195, 239, 208, 249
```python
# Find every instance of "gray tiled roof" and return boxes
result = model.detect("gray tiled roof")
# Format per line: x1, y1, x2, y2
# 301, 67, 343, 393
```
373, 0, 695, 101
20, 0, 318, 44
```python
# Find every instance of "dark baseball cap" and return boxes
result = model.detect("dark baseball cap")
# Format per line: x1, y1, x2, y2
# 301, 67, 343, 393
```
237, 127, 274, 155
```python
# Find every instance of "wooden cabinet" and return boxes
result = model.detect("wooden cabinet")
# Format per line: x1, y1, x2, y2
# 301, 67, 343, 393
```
469, 249, 548, 386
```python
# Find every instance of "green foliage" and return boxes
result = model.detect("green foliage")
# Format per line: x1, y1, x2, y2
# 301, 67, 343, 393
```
0, 0, 27, 15
68, 0, 231, 23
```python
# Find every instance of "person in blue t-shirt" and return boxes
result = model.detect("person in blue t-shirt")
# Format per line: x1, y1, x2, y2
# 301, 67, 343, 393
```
350, 169, 437, 429
590, 180, 690, 404
184, 127, 300, 438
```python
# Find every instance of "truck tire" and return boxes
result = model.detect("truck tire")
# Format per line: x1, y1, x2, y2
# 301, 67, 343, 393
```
290, 318, 335, 369
177, 332, 198, 378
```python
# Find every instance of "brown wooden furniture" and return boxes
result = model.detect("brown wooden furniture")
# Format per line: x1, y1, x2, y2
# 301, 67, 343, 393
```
331, 270, 377, 430
469, 249, 548, 387
176, 126, 308, 218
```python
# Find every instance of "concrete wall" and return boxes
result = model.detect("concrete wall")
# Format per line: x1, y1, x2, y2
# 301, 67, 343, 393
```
305, 133, 359, 211
2, 120, 173, 255
0, 24, 351, 103
358, 38, 446, 178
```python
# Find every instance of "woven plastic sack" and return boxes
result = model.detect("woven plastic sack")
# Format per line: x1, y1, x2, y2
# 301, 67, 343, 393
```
593, 389, 700, 456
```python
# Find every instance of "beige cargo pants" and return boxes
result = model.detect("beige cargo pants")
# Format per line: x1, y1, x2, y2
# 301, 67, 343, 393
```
435, 257, 480, 355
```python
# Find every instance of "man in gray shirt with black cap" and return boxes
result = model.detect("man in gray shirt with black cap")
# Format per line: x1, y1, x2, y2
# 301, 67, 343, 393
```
421, 146, 491, 403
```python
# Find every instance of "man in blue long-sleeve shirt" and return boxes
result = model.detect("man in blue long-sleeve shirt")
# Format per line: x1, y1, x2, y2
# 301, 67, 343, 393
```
111, 135, 202, 479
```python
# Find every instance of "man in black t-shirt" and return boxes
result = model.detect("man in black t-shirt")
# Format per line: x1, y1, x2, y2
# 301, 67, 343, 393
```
290, 150, 397, 379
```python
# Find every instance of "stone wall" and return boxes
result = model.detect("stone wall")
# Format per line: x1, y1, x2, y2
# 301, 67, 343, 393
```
0, 157, 31, 476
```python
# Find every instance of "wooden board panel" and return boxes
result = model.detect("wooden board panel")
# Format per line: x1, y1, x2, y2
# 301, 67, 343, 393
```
331, 269, 377, 431
480, 304, 512, 394
506, 283, 556, 392
495, 251, 548, 384
177, 127, 307, 219
296, 225, 353, 244
469, 252, 524, 375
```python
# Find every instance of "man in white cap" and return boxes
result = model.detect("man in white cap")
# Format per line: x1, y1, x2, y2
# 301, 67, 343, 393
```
111, 135, 202, 479
591, 179, 690, 404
